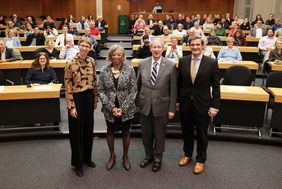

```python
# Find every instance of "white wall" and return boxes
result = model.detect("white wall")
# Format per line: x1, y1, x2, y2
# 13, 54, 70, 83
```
234, 0, 282, 21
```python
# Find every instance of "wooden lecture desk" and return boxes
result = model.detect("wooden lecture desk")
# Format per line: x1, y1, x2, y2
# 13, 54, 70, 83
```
268, 87, 282, 136
0, 60, 67, 85
0, 84, 62, 126
213, 85, 269, 137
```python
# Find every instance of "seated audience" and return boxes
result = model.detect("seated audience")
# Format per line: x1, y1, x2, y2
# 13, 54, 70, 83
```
26, 26, 45, 46
250, 20, 267, 38
43, 16, 56, 30
35, 39, 59, 60
258, 28, 277, 61
43, 25, 58, 38
3, 29, 21, 48
132, 18, 146, 36
160, 25, 172, 45
95, 16, 107, 31
191, 21, 205, 38
0, 40, 16, 62
77, 16, 89, 30
86, 14, 95, 24
203, 17, 214, 30
165, 36, 183, 61
146, 14, 155, 26
136, 35, 152, 58
68, 22, 79, 36
59, 37, 79, 60
240, 18, 251, 30
5, 21, 19, 37
152, 20, 164, 36
228, 22, 239, 37
207, 30, 223, 45
268, 38, 282, 61
68, 15, 76, 23
251, 14, 264, 28
215, 22, 226, 36
89, 21, 101, 36
176, 13, 185, 26
265, 14, 275, 26
172, 23, 186, 38
141, 27, 154, 44
55, 25, 74, 46
0, 15, 6, 26
202, 38, 216, 59
24, 23, 34, 37
25, 52, 57, 85
217, 37, 242, 61
233, 29, 247, 46
272, 18, 282, 31
26, 16, 37, 28
184, 16, 194, 30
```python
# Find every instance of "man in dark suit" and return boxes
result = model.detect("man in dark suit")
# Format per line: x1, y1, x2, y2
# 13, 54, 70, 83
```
26, 26, 45, 46
0, 40, 16, 62
177, 36, 220, 174
137, 38, 177, 172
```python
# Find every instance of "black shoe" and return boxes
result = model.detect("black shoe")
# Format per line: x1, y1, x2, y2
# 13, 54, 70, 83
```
152, 161, 162, 172
86, 161, 96, 168
106, 156, 116, 170
123, 156, 131, 171
75, 167, 83, 177
139, 157, 154, 168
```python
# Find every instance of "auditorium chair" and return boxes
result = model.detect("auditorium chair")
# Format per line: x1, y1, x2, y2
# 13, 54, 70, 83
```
264, 71, 282, 135
222, 65, 252, 86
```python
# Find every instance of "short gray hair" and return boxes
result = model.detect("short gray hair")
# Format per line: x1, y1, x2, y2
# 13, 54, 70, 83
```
107, 44, 126, 62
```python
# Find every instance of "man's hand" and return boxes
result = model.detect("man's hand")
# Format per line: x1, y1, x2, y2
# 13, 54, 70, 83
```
208, 108, 218, 117
168, 112, 175, 120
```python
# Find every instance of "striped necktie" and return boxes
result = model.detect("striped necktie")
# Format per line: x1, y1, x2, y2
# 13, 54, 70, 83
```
151, 62, 158, 85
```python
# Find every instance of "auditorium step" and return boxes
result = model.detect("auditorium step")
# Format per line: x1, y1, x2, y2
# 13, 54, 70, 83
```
98, 35, 133, 60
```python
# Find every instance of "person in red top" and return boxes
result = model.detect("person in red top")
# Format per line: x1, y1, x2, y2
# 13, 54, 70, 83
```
89, 21, 100, 36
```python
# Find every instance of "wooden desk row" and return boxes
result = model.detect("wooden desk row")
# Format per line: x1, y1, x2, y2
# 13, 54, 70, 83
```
0, 84, 62, 126
133, 35, 259, 43
132, 44, 259, 53
0, 35, 101, 43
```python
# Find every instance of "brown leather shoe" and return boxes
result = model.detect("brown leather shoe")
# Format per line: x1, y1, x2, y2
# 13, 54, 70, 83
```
193, 162, 204, 174
178, 156, 191, 166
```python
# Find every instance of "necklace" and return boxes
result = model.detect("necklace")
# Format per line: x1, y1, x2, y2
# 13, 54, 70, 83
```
111, 67, 120, 78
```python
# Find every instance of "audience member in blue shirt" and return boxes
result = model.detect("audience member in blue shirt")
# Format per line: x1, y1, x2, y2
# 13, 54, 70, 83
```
217, 38, 242, 61
25, 52, 57, 85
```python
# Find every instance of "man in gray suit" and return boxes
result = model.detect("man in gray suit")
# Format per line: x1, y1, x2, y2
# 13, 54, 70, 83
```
250, 20, 267, 38
137, 38, 177, 172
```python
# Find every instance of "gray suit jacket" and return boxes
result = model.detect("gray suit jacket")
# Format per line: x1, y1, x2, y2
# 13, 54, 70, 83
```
250, 27, 267, 37
137, 57, 177, 117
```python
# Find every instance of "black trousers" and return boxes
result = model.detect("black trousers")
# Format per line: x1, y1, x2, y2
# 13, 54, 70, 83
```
68, 90, 94, 168
180, 101, 210, 163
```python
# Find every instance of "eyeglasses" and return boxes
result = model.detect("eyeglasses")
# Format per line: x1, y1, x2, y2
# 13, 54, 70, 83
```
80, 44, 91, 49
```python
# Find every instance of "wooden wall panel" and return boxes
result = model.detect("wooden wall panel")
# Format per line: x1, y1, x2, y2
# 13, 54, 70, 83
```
75, 0, 97, 20
103, 0, 129, 34
0, 0, 234, 33
0, 0, 42, 18
129, 0, 235, 18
